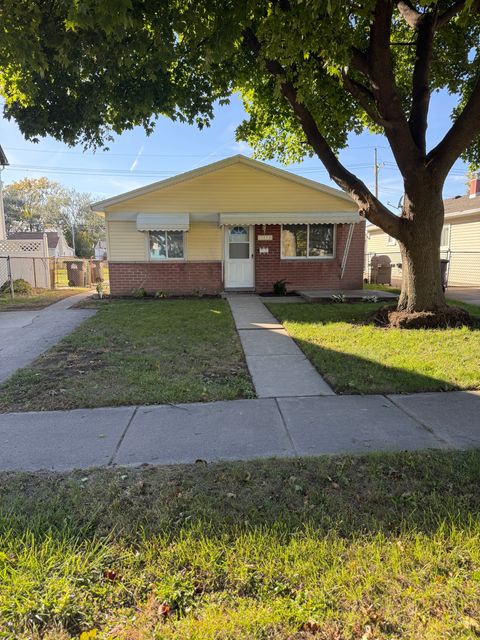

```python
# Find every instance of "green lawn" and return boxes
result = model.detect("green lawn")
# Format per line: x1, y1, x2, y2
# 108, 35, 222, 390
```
0, 288, 89, 311
363, 283, 480, 316
268, 302, 480, 394
0, 450, 479, 639
0, 299, 254, 411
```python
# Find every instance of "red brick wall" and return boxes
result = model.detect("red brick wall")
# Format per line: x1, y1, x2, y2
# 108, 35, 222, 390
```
254, 222, 365, 293
109, 261, 223, 296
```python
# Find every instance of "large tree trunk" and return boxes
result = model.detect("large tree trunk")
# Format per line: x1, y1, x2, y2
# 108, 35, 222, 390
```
396, 188, 447, 313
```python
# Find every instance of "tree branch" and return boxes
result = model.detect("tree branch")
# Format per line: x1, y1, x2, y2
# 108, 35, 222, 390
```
436, 0, 472, 27
242, 28, 403, 237
397, 0, 423, 29
427, 75, 480, 178
341, 70, 387, 127
368, 1, 424, 173
408, 12, 435, 153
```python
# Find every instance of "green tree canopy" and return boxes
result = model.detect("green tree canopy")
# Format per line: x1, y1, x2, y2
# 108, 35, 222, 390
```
1, 0, 479, 313
3, 178, 105, 257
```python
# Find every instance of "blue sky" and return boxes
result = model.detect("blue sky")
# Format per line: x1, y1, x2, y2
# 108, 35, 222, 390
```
0, 91, 470, 210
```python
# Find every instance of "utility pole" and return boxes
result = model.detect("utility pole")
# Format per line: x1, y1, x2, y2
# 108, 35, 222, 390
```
374, 147, 379, 199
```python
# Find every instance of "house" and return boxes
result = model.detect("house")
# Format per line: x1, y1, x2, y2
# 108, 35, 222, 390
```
7, 230, 75, 258
366, 175, 480, 287
91, 155, 365, 296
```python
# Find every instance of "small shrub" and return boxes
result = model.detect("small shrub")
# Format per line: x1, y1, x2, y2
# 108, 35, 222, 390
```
273, 279, 288, 296
330, 293, 347, 303
96, 282, 104, 299
362, 295, 379, 303
154, 289, 168, 299
0, 278, 33, 295
132, 287, 147, 298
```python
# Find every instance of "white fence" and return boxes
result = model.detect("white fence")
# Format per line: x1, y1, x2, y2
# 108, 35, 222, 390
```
0, 236, 51, 289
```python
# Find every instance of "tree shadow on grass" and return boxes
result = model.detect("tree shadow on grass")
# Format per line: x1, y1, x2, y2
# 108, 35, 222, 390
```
293, 336, 463, 394
267, 302, 479, 393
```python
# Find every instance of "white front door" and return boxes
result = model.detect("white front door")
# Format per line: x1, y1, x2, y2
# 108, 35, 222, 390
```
224, 225, 254, 289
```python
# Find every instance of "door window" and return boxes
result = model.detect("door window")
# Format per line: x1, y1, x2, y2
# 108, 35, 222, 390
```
228, 226, 250, 259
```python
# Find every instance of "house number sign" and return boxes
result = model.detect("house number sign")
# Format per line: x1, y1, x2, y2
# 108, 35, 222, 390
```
257, 234, 273, 241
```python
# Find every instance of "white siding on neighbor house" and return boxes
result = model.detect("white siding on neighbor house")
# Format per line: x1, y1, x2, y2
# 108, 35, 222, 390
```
106, 219, 223, 262
447, 219, 480, 285
366, 230, 403, 282
366, 216, 480, 286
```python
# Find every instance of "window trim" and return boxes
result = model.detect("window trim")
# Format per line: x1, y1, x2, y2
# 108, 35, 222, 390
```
440, 224, 451, 251
148, 230, 187, 261
280, 223, 336, 260
387, 235, 397, 246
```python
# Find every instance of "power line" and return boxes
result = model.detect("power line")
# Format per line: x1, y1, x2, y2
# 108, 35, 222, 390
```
4, 144, 391, 158
4, 161, 375, 178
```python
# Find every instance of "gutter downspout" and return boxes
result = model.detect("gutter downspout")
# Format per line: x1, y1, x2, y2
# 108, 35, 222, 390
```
340, 224, 355, 280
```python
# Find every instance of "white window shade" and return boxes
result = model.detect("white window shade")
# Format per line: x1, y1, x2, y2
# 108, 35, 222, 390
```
219, 212, 361, 225
136, 213, 190, 231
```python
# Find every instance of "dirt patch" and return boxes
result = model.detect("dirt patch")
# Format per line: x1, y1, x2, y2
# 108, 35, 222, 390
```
369, 305, 476, 329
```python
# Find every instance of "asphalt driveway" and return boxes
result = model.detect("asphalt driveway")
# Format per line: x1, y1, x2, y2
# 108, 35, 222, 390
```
0, 291, 95, 384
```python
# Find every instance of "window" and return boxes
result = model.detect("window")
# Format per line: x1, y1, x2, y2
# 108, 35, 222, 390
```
440, 225, 450, 249
281, 224, 334, 258
387, 235, 397, 246
228, 226, 250, 259
149, 230, 184, 260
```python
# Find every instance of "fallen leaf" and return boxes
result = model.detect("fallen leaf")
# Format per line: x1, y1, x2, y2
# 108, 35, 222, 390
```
159, 601, 172, 617
104, 569, 118, 581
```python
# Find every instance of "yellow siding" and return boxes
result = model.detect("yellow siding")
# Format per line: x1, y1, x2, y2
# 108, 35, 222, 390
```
105, 163, 357, 214
187, 221, 222, 261
448, 220, 480, 285
107, 221, 146, 261
107, 220, 222, 262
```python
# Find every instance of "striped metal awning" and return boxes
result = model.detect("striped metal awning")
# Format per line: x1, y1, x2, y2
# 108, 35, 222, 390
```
218, 212, 361, 226
136, 213, 190, 231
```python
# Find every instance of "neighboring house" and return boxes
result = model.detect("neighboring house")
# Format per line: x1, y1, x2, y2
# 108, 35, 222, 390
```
94, 239, 107, 260
366, 176, 480, 287
7, 230, 75, 258
91, 155, 365, 296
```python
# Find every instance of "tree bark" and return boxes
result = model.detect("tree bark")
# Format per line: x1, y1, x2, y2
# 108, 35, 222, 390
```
396, 189, 447, 312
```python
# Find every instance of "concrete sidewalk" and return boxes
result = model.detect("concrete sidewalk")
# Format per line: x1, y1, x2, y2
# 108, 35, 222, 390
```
0, 391, 478, 471
0, 290, 95, 384
446, 287, 480, 306
227, 294, 334, 397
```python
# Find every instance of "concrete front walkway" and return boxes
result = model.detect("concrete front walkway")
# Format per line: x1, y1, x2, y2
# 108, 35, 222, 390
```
0, 290, 95, 384
227, 294, 334, 397
0, 391, 478, 471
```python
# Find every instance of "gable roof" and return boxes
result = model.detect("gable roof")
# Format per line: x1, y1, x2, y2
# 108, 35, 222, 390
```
443, 193, 480, 216
368, 192, 480, 235
91, 154, 355, 211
